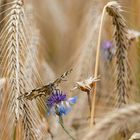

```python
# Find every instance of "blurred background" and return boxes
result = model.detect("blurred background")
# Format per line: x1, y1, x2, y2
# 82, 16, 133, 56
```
30, 0, 140, 139
32, 0, 140, 71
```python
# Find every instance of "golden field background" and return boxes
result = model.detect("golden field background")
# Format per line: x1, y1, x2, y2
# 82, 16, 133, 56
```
0, 0, 140, 140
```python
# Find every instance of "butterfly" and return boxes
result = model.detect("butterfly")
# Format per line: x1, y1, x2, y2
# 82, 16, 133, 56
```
17, 69, 72, 100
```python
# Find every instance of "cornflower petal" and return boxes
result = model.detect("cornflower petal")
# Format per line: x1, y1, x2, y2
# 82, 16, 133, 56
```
57, 104, 71, 116
102, 40, 113, 49
47, 90, 77, 116
68, 96, 77, 104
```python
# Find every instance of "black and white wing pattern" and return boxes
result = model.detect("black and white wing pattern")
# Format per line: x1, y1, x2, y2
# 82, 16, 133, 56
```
18, 69, 72, 100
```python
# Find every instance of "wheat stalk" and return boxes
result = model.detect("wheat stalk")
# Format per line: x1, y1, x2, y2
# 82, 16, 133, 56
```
83, 104, 140, 140
106, 1, 130, 108
0, 0, 23, 137
0, 0, 47, 139
0, 1, 25, 131
90, 4, 107, 127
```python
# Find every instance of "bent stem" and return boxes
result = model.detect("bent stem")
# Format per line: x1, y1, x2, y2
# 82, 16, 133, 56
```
90, 5, 107, 128
59, 116, 76, 140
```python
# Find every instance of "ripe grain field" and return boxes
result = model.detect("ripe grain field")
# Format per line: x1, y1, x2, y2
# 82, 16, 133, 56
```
0, 0, 140, 140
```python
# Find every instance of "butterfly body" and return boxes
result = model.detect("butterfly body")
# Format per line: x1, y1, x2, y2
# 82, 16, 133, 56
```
18, 69, 72, 100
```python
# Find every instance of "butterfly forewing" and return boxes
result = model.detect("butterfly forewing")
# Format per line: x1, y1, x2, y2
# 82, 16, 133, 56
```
18, 69, 72, 100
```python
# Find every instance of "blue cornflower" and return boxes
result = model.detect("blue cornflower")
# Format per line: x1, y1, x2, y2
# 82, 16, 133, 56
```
101, 40, 115, 61
102, 40, 113, 50
47, 90, 77, 116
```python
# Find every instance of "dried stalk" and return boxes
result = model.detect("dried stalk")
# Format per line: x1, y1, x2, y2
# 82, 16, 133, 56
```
105, 1, 131, 138
90, 3, 106, 127
0, 2, 25, 136
83, 104, 140, 140
106, 1, 130, 108
0, 0, 46, 139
